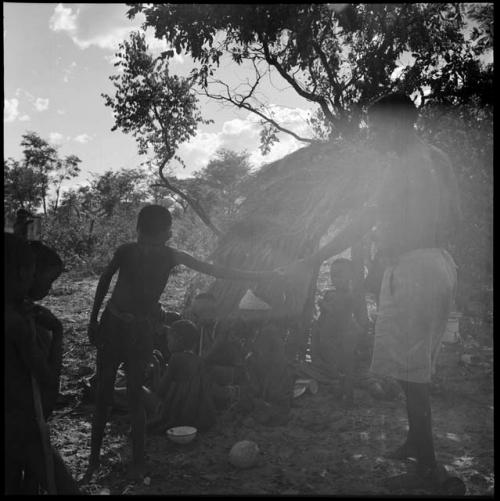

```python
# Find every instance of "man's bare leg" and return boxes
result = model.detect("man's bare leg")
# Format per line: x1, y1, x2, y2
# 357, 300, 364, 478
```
82, 359, 117, 483
386, 379, 419, 459
125, 360, 147, 479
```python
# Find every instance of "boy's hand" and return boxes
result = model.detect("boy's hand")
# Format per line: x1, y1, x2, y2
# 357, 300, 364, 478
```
88, 320, 100, 347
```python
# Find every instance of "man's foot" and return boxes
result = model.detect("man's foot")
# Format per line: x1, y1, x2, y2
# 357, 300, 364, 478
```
385, 441, 418, 460
420, 463, 466, 495
384, 463, 466, 494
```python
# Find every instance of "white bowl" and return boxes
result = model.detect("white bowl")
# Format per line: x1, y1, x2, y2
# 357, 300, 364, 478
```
166, 426, 197, 444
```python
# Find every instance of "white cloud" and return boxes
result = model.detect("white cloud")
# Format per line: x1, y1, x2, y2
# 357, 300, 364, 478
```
34, 97, 49, 112
49, 3, 78, 32
63, 61, 77, 83
4, 98, 31, 123
4, 98, 20, 122
72, 26, 134, 51
48, 4, 184, 66
175, 105, 314, 177
57, 109, 66, 115
49, 132, 65, 145
49, 3, 133, 51
74, 133, 92, 144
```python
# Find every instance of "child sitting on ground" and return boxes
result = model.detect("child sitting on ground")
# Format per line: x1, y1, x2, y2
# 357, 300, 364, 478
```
245, 321, 294, 426
84, 204, 277, 481
311, 258, 362, 405
148, 320, 216, 432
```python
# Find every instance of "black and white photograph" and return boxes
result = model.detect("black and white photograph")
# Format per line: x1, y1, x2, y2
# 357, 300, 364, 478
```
4, 3, 493, 496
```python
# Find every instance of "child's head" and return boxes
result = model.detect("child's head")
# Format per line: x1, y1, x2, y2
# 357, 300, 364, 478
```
329, 258, 354, 290
168, 319, 200, 353
190, 292, 217, 324
136, 205, 172, 243
4, 232, 36, 300
28, 242, 64, 301
164, 310, 182, 326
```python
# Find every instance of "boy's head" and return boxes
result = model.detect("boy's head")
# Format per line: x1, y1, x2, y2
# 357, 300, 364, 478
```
168, 319, 200, 353
4, 232, 36, 300
190, 292, 217, 324
329, 258, 354, 290
137, 205, 172, 243
367, 92, 418, 153
28, 241, 64, 301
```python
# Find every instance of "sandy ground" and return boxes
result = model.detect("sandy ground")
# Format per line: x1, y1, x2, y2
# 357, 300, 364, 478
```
41, 271, 494, 496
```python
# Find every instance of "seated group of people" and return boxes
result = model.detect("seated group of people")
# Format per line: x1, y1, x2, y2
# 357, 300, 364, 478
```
85, 255, 368, 438
84, 290, 299, 434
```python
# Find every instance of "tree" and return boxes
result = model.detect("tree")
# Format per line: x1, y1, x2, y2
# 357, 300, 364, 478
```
194, 149, 252, 221
102, 30, 219, 234
51, 155, 82, 213
20, 131, 59, 215
128, 3, 493, 150
4, 133, 82, 217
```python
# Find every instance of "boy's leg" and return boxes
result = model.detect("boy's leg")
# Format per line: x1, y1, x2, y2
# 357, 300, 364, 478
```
124, 358, 147, 477
83, 351, 118, 481
51, 447, 80, 494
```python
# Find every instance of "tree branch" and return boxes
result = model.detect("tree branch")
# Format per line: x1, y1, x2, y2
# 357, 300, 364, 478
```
204, 82, 317, 144
260, 36, 339, 127
156, 157, 222, 237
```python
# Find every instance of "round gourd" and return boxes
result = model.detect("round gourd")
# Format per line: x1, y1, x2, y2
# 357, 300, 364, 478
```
229, 440, 260, 469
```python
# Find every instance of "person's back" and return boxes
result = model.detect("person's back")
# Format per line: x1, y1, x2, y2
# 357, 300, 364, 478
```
374, 139, 455, 260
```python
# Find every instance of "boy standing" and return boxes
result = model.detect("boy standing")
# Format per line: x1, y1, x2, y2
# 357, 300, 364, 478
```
84, 205, 276, 480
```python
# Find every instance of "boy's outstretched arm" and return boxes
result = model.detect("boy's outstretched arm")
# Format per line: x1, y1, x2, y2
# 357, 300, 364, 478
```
88, 258, 119, 345
174, 250, 277, 282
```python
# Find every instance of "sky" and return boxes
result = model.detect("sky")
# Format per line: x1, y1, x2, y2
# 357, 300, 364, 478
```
3, 3, 316, 192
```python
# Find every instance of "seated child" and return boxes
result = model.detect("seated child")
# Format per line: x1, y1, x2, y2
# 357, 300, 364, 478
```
148, 320, 216, 432
187, 292, 218, 356
202, 318, 249, 411
245, 322, 294, 425
310, 258, 362, 405
4, 233, 79, 495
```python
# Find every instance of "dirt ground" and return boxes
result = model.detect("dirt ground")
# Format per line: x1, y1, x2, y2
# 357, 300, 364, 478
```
41, 271, 494, 496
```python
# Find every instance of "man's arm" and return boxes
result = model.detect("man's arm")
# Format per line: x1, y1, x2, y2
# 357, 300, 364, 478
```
10, 313, 56, 390
173, 250, 276, 282
89, 257, 120, 324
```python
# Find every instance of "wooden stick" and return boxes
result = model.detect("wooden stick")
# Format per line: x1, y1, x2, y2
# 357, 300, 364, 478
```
31, 374, 57, 494
29, 316, 57, 494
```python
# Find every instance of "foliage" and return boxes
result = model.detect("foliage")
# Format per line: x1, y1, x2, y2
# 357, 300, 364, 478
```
418, 99, 493, 303
4, 158, 44, 216
102, 30, 211, 169
128, 3, 493, 148
4, 132, 81, 219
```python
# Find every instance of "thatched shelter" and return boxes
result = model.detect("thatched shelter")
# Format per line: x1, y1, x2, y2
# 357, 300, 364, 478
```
200, 138, 385, 325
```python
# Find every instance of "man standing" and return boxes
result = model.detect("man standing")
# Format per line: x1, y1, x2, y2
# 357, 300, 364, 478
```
279, 93, 463, 492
